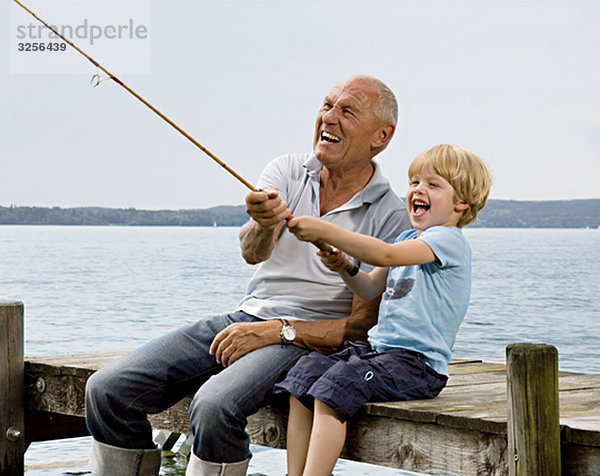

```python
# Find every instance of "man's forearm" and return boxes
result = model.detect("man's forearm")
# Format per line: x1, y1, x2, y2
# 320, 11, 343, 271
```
292, 295, 380, 354
291, 319, 349, 354
239, 219, 282, 264
240, 188, 290, 264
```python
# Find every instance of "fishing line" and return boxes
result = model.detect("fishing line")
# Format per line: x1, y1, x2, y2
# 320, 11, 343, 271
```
12, 0, 256, 192
13, 0, 352, 264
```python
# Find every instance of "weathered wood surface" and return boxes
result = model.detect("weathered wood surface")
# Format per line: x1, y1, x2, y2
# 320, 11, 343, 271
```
23, 352, 600, 474
0, 301, 25, 475
506, 344, 561, 475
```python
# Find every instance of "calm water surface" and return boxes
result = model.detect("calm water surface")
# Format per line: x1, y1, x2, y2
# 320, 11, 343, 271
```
1, 226, 599, 474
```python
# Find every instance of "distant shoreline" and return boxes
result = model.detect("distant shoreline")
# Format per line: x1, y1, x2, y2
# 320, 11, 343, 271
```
1, 199, 599, 228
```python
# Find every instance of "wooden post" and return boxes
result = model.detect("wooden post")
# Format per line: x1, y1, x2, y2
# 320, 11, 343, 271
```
506, 343, 561, 475
0, 301, 25, 475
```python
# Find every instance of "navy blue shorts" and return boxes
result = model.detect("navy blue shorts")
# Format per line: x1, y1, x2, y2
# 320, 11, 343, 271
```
273, 341, 447, 419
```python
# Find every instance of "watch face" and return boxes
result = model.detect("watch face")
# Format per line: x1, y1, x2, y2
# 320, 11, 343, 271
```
283, 326, 296, 341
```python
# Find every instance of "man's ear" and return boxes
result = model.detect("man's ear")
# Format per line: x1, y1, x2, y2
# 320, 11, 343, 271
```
455, 200, 469, 212
371, 123, 395, 149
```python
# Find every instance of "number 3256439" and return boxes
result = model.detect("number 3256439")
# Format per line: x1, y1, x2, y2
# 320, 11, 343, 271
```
18, 42, 66, 52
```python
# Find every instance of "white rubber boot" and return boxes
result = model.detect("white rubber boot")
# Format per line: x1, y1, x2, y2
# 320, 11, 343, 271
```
89, 439, 161, 476
185, 452, 250, 476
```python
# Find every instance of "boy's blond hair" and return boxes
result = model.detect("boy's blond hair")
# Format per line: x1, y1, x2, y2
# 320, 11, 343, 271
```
408, 144, 492, 228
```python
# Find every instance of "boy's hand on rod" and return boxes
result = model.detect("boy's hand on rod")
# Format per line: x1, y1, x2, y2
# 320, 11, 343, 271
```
287, 216, 324, 242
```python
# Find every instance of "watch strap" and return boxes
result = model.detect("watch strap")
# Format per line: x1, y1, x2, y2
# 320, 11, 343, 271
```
347, 265, 360, 277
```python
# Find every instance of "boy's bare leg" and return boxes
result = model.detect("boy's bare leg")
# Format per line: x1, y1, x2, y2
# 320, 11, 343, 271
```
302, 400, 346, 476
286, 396, 314, 476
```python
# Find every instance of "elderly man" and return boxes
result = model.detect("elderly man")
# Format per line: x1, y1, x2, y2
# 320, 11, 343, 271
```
85, 75, 411, 476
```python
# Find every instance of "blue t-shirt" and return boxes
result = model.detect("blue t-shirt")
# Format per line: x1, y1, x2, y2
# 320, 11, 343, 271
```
368, 226, 471, 376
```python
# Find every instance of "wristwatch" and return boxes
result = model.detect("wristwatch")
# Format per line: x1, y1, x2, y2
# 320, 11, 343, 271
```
347, 265, 360, 276
279, 319, 297, 344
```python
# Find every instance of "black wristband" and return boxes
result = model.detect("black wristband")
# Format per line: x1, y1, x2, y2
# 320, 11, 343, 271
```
347, 265, 359, 277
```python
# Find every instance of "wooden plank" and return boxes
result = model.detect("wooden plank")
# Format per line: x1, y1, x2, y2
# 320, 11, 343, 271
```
445, 369, 507, 387
558, 373, 600, 390
0, 301, 25, 475
506, 344, 561, 476
365, 381, 509, 434
25, 411, 88, 443
563, 422, 600, 447
245, 404, 510, 474
562, 444, 600, 476
24, 351, 122, 371
24, 362, 90, 418
24, 353, 600, 437
561, 417, 600, 436
557, 389, 600, 416
344, 416, 508, 476
21, 351, 600, 475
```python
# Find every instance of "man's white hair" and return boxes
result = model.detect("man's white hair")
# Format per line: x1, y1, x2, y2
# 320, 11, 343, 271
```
354, 75, 398, 126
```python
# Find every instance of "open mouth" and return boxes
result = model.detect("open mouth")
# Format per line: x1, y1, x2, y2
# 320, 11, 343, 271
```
412, 200, 430, 216
321, 131, 341, 143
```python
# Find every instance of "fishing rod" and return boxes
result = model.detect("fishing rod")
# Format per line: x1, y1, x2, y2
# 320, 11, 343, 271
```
13, 0, 356, 267
12, 0, 256, 192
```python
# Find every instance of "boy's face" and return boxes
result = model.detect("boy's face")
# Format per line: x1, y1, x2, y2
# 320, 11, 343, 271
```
407, 164, 468, 233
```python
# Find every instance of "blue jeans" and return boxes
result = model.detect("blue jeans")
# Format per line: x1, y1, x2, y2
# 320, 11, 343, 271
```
85, 311, 308, 463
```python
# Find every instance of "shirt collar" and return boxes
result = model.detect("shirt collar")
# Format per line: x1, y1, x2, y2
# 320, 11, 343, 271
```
303, 153, 392, 207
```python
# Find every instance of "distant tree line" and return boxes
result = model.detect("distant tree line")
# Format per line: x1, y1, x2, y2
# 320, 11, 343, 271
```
0, 199, 599, 228
472, 199, 599, 228
0, 205, 248, 226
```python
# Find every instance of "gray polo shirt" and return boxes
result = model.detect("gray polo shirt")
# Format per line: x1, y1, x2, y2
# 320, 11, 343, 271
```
237, 153, 411, 322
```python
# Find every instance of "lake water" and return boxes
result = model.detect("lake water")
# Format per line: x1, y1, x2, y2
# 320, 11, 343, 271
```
1, 226, 599, 474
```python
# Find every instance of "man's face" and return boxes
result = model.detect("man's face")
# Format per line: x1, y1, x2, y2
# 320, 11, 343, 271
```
313, 78, 384, 172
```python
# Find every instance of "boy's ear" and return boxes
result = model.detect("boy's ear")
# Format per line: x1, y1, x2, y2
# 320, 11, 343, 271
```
455, 200, 469, 212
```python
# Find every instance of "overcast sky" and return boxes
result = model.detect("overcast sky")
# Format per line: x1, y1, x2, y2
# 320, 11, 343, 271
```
1, 0, 599, 210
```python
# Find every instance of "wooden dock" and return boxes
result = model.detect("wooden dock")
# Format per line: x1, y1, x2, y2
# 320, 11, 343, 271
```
2, 301, 600, 474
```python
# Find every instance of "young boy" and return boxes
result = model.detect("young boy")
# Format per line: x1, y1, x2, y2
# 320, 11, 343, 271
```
274, 144, 492, 476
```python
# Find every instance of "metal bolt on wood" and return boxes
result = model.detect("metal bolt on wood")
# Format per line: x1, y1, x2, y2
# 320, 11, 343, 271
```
6, 427, 22, 442
35, 377, 46, 393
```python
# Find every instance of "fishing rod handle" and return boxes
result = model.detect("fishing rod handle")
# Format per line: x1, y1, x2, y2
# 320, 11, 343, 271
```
285, 213, 330, 249
285, 214, 358, 276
